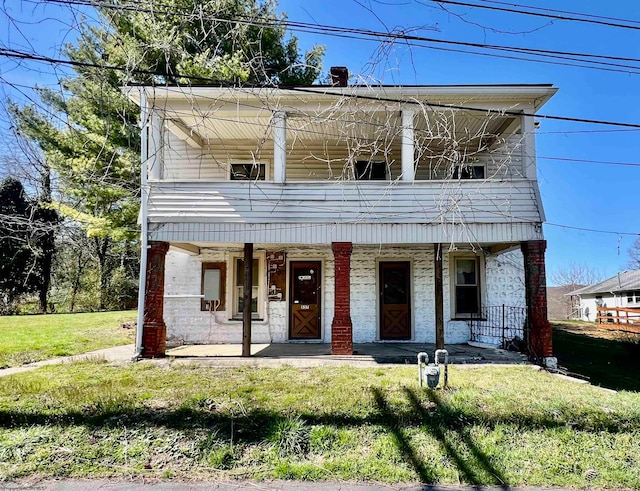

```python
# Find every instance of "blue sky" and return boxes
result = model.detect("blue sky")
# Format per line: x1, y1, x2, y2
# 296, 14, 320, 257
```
2, 0, 639, 283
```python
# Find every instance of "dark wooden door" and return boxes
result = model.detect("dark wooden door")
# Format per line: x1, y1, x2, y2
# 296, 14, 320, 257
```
380, 261, 411, 340
289, 262, 321, 339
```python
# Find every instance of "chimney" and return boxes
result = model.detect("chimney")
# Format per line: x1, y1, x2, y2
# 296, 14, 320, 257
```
330, 66, 348, 87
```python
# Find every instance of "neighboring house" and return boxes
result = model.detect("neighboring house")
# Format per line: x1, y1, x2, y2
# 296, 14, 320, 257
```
126, 70, 557, 364
547, 284, 583, 320
568, 270, 640, 321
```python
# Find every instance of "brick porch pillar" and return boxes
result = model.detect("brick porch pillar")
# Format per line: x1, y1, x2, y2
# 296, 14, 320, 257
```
521, 240, 554, 364
142, 240, 169, 358
332, 242, 353, 355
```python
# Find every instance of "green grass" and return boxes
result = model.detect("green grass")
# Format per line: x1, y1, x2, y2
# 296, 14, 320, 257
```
0, 311, 136, 368
1, 363, 639, 486
553, 320, 640, 392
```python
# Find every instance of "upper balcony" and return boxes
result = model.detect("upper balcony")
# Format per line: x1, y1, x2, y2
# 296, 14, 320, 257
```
128, 85, 556, 245
129, 84, 556, 183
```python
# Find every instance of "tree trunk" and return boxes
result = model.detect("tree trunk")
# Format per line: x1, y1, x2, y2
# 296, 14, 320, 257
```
95, 236, 111, 310
37, 169, 55, 313
69, 249, 86, 313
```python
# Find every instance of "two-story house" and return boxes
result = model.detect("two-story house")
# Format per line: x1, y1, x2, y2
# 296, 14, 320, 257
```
127, 72, 557, 365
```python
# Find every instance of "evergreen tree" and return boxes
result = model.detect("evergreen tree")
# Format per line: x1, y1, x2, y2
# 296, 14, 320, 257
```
10, 0, 324, 309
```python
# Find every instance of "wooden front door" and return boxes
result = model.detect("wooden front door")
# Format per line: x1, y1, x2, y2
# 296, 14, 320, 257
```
380, 261, 411, 340
289, 262, 321, 339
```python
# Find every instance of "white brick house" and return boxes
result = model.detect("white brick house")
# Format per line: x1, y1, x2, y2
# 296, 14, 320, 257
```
127, 78, 557, 360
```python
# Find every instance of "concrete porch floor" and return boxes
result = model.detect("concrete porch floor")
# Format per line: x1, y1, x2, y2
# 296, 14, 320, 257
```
166, 343, 528, 366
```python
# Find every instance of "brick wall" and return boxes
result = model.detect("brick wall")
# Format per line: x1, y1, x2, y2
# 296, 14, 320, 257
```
522, 240, 553, 358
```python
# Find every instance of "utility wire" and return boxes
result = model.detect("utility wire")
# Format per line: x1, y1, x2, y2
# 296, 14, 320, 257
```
424, 0, 640, 32
4, 46, 640, 130
35, 0, 640, 72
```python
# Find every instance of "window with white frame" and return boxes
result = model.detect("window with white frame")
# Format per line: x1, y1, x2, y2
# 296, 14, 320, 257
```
452, 256, 482, 317
452, 164, 485, 180
230, 163, 266, 180
355, 160, 387, 180
231, 255, 264, 319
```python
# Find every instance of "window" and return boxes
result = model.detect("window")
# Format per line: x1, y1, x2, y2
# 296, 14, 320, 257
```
233, 257, 264, 319
355, 160, 387, 180
230, 163, 266, 180
452, 256, 481, 316
453, 165, 485, 180
627, 292, 634, 303
201, 262, 226, 311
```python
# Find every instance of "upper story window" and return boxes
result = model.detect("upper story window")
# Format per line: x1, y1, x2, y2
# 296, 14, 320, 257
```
230, 163, 266, 181
453, 164, 485, 180
355, 160, 387, 180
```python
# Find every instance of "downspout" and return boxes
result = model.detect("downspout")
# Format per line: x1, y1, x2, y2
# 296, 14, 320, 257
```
135, 88, 149, 359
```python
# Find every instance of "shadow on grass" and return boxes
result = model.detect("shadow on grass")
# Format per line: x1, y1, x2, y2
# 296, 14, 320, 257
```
371, 386, 507, 485
1, 383, 639, 484
553, 326, 640, 392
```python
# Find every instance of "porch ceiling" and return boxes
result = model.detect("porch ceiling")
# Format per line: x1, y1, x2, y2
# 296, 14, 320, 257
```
164, 108, 519, 145
170, 242, 521, 252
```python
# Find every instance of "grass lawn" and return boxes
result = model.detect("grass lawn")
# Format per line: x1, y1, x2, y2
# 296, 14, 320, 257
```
1, 363, 639, 486
0, 311, 136, 369
552, 320, 640, 392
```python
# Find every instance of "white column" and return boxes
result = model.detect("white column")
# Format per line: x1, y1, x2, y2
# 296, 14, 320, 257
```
401, 108, 416, 181
149, 109, 163, 180
273, 111, 286, 183
521, 108, 536, 179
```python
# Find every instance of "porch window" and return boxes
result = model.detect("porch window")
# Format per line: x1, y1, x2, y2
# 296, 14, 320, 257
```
230, 163, 266, 180
355, 160, 387, 180
453, 256, 481, 316
232, 257, 263, 319
201, 262, 226, 311
453, 164, 485, 180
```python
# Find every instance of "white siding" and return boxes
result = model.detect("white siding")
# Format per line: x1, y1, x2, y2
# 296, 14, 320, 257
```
162, 131, 274, 181
415, 134, 524, 180
150, 221, 542, 245
161, 133, 524, 182
148, 180, 542, 224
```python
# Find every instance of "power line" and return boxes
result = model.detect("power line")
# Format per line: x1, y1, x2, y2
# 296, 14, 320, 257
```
423, 0, 640, 32
34, 0, 640, 75
538, 156, 640, 168
4, 45, 640, 130
545, 222, 638, 237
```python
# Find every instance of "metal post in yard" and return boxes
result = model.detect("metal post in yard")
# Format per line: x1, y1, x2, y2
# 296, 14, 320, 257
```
502, 304, 506, 344
434, 244, 444, 349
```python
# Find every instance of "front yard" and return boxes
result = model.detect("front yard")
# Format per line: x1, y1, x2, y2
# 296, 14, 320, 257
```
1, 362, 639, 486
0, 311, 136, 368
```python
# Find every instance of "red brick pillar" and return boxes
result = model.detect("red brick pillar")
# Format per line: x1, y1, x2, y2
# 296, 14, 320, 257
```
521, 240, 553, 361
142, 241, 169, 358
332, 242, 353, 355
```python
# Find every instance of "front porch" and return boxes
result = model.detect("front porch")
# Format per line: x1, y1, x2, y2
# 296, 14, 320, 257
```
166, 342, 528, 366
141, 240, 553, 363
